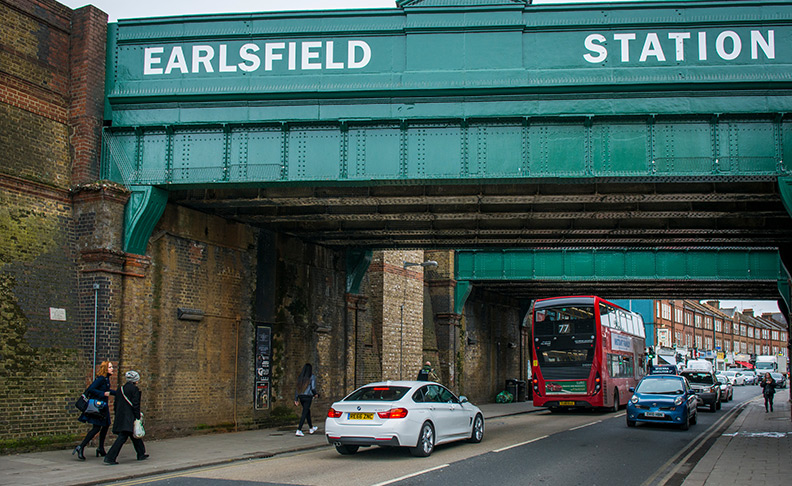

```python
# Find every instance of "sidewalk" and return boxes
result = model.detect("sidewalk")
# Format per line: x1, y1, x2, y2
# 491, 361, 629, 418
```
682, 395, 792, 486
0, 401, 539, 486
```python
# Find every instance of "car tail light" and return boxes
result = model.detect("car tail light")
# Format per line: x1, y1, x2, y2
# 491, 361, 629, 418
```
377, 408, 408, 419
327, 408, 343, 418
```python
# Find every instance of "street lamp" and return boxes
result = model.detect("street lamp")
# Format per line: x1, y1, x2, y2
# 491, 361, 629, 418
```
400, 260, 438, 380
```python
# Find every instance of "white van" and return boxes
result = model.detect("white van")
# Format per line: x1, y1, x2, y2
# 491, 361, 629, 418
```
684, 359, 714, 373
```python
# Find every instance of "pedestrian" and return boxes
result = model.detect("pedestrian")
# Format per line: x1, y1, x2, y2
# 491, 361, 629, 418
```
73, 361, 116, 460
103, 371, 148, 464
294, 363, 318, 437
417, 361, 438, 381
760, 372, 777, 412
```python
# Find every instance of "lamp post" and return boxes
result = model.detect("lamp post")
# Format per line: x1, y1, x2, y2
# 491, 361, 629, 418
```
400, 260, 438, 380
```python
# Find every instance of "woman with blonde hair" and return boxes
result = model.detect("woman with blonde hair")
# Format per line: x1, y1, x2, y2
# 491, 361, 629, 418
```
73, 361, 115, 460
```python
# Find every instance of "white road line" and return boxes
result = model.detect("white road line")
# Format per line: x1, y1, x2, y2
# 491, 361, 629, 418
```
370, 464, 450, 486
569, 420, 602, 431
492, 434, 549, 453
614, 412, 626, 418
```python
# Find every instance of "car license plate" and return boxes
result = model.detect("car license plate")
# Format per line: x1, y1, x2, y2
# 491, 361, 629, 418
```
348, 413, 374, 420
559, 401, 575, 406
645, 411, 664, 418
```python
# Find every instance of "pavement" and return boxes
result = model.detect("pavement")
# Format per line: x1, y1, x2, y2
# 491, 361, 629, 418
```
1, 397, 789, 486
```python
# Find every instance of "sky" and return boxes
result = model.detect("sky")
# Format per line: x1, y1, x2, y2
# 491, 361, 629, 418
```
59, 0, 650, 22
55, 0, 784, 317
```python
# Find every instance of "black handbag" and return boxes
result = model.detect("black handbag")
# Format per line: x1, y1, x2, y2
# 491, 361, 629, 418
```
84, 398, 107, 417
75, 394, 88, 413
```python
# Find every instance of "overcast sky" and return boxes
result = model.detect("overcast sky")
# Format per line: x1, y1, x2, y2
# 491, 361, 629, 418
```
60, 0, 651, 22
54, 0, 784, 317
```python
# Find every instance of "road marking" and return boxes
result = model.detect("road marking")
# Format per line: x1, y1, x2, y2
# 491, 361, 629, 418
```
370, 464, 449, 486
492, 434, 549, 453
614, 412, 626, 418
569, 420, 602, 431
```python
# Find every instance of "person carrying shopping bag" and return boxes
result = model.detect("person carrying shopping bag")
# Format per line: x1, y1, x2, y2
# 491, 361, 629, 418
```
103, 371, 148, 464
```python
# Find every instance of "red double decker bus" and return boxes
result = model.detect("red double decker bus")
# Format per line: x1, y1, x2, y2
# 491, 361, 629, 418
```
531, 296, 646, 411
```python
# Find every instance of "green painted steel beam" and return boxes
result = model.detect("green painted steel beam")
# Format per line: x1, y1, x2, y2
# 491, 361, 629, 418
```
124, 186, 168, 255
102, 115, 790, 186
454, 248, 783, 282
346, 248, 372, 295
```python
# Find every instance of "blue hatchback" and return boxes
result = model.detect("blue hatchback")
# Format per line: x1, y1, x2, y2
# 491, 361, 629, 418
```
626, 375, 698, 430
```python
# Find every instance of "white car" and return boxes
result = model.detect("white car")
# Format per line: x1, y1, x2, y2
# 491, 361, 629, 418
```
325, 381, 484, 457
723, 370, 745, 386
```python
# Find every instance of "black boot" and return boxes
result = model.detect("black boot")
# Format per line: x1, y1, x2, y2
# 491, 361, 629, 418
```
96, 447, 107, 457
72, 446, 85, 461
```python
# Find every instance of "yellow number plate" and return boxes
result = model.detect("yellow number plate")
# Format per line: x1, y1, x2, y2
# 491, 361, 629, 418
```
348, 412, 374, 420
559, 401, 575, 406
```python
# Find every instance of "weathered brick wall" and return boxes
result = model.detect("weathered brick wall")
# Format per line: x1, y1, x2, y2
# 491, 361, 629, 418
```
459, 288, 522, 404
0, 0, 108, 444
121, 204, 257, 434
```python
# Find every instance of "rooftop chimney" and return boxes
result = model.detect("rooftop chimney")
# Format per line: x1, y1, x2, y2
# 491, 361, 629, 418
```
743, 309, 754, 317
706, 301, 720, 308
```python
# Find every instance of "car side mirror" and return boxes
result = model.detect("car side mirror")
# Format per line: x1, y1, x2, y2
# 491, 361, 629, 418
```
628, 387, 635, 392
459, 396, 469, 403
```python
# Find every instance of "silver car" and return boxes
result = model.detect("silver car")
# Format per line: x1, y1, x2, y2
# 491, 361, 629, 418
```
325, 381, 484, 457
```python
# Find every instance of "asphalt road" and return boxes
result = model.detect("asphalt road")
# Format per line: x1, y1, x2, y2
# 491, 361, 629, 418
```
103, 386, 763, 486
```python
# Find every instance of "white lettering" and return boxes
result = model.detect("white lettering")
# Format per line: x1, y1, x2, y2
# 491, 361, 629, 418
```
265, 42, 285, 71
716, 31, 741, 60
751, 30, 775, 59
614, 33, 636, 62
144, 47, 164, 75
288, 42, 297, 70
302, 41, 323, 70
192, 45, 215, 73
639, 33, 666, 62
219, 45, 237, 73
668, 32, 691, 61
165, 46, 188, 74
698, 32, 707, 60
325, 41, 344, 69
584, 34, 607, 63
348, 40, 371, 69
238, 43, 260, 72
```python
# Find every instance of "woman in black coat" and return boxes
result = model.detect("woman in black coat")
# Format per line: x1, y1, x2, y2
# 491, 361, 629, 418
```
103, 370, 147, 465
73, 361, 115, 460
760, 372, 777, 412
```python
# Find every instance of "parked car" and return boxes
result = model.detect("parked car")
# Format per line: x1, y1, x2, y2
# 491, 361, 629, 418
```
770, 372, 787, 388
739, 370, 757, 385
715, 374, 733, 402
680, 369, 721, 411
626, 375, 698, 430
723, 370, 745, 386
325, 381, 484, 457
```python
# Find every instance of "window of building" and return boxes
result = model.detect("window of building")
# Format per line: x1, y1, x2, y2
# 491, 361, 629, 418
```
747, 328, 754, 338
661, 303, 671, 320
695, 335, 703, 348
675, 308, 683, 323
694, 314, 702, 328
740, 325, 746, 336
715, 319, 722, 332
685, 312, 692, 326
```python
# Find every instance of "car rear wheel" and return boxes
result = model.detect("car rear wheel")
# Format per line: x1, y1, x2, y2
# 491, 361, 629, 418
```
335, 445, 359, 455
467, 414, 484, 443
410, 422, 435, 457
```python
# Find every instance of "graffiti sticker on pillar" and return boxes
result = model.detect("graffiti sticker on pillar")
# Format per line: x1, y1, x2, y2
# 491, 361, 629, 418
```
255, 325, 272, 410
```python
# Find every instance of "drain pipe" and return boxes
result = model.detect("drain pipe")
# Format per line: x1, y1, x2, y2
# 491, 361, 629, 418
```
92, 282, 100, 372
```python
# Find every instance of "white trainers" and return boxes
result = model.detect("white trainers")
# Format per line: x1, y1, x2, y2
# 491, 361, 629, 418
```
295, 430, 304, 437
308, 426, 318, 434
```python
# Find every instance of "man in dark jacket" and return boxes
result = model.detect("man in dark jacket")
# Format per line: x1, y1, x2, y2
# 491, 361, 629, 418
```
103, 371, 148, 464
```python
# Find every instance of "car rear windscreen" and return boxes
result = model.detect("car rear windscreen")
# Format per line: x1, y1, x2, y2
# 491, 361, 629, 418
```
344, 386, 411, 401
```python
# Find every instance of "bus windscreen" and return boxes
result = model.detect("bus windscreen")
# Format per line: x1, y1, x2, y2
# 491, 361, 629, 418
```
534, 305, 597, 380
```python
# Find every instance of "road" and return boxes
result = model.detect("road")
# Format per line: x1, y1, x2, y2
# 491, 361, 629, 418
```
103, 386, 762, 486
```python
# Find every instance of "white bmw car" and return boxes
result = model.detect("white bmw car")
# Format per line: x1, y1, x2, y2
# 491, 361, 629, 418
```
325, 380, 484, 457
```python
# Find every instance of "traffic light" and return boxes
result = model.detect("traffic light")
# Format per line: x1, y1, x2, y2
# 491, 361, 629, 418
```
647, 346, 655, 360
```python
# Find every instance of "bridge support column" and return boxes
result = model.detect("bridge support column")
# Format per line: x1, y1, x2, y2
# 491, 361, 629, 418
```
344, 294, 368, 392
778, 245, 792, 420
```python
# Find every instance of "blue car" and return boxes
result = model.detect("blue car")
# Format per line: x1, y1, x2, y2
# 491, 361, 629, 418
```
626, 375, 698, 430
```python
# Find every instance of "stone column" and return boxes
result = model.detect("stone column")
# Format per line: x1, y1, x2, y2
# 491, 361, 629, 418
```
345, 293, 368, 391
